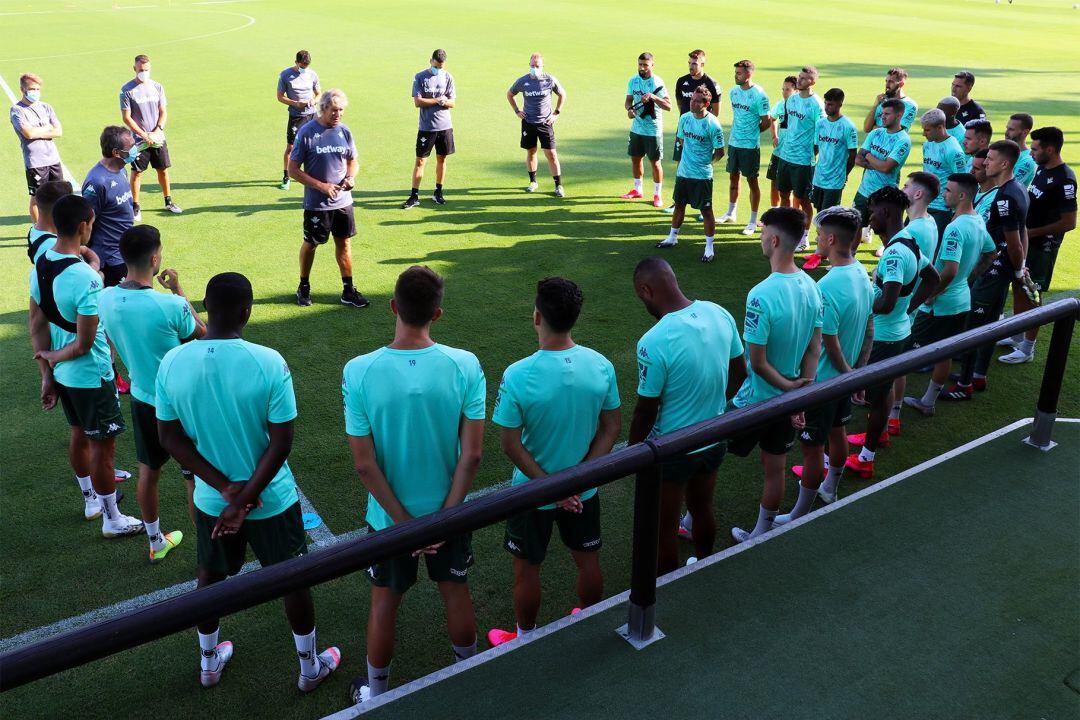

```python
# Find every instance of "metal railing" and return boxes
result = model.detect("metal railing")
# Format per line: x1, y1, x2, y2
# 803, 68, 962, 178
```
1, 298, 1076, 691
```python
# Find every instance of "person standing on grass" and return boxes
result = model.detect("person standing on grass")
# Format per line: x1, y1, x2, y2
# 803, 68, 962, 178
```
718, 59, 770, 235
343, 266, 485, 705
156, 272, 341, 691
801, 87, 859, 271
864, 67, 918, 133
629, 257, 745, 574
99, 225, 206, 560
774, 66, 824, 252
962, 119, 993, 171
919, 108, 968, 240
402, 49, 456, 209
276, 49, 320, 190
621, 52, 671, 208
10, 72, 64, 225
727, 207, 822, 544
26, 180, 100, 269
29, 194, 143, 538
766, 75, 797, 211
1005, 113, 1037, 189
853, 99, 912, 252
288, 88, 368, 310
971, 149, 997, 221
663, 49, 720, 213
507, 52, 566, 197
939, 96, 965, 147
487, 277, 621, 648
120, 54, 182, 220
951, 71, 986, 127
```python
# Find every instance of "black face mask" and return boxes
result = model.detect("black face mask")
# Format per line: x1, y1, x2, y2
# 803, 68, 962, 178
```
638, 69, 649, 78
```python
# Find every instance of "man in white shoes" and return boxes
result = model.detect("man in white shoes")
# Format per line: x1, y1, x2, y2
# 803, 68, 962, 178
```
156, 272, 340, 691
508, 53, 566, 197
853, 99, 912, 254
719, 60, 771, 236
773, 66, 824, 252
29, 194, 143, 538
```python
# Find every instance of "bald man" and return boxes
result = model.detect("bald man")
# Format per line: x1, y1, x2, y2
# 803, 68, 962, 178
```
629, 257, 745, 574
938, 96, 964, 147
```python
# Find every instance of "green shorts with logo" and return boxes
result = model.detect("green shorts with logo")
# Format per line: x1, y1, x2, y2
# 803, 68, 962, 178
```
673, 176, 713, 210
658, 442, 726, 484
196, 501, 307, 576
57, 379, 125, 441
131, 397, 169, 469
628, 132, 663, 162
911, 310, 967, 349
866, 337, 911, 403
776, 158, 813, 198
811, 186, 844, 212
727, 416, 797, 457
505, 494, 601, 565
799, 396, 853, 446
366, 531, 474, 595
726, 146, 761, 178
1026, 236, 1061, 292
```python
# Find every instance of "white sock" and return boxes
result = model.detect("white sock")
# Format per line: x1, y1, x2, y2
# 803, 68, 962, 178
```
367, 659, 390, 696
294, 629, 318, 677
859, 447, 876, 463
748, 505, 777, 539
99, 492, 120, 522
680, 511, 693, 533
452, 641, 477, 663
973, 372, 986, 380
748, 211, 758, 225
633, 177, 643, 192
76, 474, 96, 500
921, 380, 943, 406
145, 518, 165, 550
821, 466, 843, 495
789, 484, 817, 520
199, 629, 220, 670
1010, 333, 1023, 344
704, 236, 715, 253
668, 227, 681, 241
516, 624, 536, 638
889, 402, 902, 420
1019, 339, 1035, 355
727, 202, 737, 215
653, 182, 662, 196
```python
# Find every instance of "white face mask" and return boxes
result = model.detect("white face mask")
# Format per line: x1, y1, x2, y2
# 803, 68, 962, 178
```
136, 70, 151, 82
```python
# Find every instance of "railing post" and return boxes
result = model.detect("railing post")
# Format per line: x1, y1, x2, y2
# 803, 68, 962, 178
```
1024, 314, 1076, 451
618, 457, 665, 648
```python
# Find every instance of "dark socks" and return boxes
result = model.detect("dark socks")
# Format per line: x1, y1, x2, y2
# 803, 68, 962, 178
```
528, 171, 537, 182
342, 276, 353, 292
553, 174, 561, 185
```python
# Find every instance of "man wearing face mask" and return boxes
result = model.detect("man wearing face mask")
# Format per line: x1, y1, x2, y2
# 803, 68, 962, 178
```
120, 54, 181, 220
82, 126, 137, 288
10, 73, 64, 225
864, 67, 918, 134
507, 53, 566, 197
402, 49, 456, 209
277, 50, 321, 191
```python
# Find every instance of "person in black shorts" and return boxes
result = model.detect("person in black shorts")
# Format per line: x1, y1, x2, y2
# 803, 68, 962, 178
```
119, 55, 181, 219
277, 50, 321, 190
662, 49, 720, 210
10, 72, 65, 224
507, 53, 566, 197
403, 50, 457, 209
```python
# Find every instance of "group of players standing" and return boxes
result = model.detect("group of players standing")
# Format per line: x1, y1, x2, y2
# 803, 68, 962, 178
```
12, 46, 1077, 707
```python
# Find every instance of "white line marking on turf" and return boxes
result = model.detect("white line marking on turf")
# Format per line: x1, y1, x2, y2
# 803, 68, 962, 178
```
320, 418, 1068, 719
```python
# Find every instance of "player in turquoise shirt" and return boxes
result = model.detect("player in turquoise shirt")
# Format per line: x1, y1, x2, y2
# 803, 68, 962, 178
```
970, 150, 998, 222
728, 207, 822, 544
905, 173, 997, 418
629, 257, 745, 573
865, 68, 918, 132
622, 52, 671, 207
26, 180, 101, 268
29, 194, 141, 538
1005, 113, 1037, 188
721, 59, 771, 235
100, 224, 205, 562
487, 277, 621, 647
919, 108, 969, 237
156, 271, 340, 692
854, 99, 911, 254
776, 67, 824, 235
342, 266, 484, 701
767, 76, 797, 211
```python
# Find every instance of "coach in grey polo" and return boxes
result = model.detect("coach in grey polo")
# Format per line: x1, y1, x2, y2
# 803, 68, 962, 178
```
10, 72, 63, 222
120, 54, 181, 218
277, 49, 321, 189
508, 53, 566, 196
402, 49, 457, 209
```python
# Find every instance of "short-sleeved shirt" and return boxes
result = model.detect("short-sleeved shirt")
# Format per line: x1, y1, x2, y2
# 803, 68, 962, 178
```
10, 101, 61, 169
29, 249, 113, 388
984, 178, 1029, 274
343, 344, 486, 531
733, 272, 823, 408
676, 112, 725, 180
509, 73, 563, 125
289, 120, 356, 211
28, 226, 57, 263
946, 122, 966, 147
627, 74, 669, 137
922, 213, 995, 316
813, 115, 859, 190
873, 96, 919, 130
906, 215, 940, 262
728, 84, 770, 150
673, 73, 720, 116
872, 234, 928, 341
99, 287, 197, 405
857, 128, 912, 197
81, 161, 133, 268
1027, 163, 1077, 244
770, 99, 787, 153
956, 99, 986, 126
922, 136, 968, 211
119, 79, 166, 131
636, 300, 743, 438
277, 66, 320, 118
1014, 149, 1037, 189
974, 186, 998, 222
156, 339, 299, 520
817, 262, 874, 381
412, 69, 456, 131
493, 345, 620, 509
777, 92, 824, 166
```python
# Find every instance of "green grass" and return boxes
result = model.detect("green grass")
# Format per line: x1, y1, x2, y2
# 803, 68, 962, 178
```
1, 0, 1078, 716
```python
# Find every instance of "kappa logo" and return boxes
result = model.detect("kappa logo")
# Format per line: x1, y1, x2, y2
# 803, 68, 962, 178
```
638, 346, 649, 359
800, 431, 812, 441
109, 180, 118, 188
89, 279, 100, 290
750, 297, 762, 309
506, 540, 520, 552
419, 137, 428, 145
106, 423, 122, 433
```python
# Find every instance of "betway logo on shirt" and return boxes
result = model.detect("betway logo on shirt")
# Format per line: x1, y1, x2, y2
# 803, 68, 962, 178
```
731, 101, 753, 113
115, 190, 133, 206
682, 129, 710, 143
523, 90, 547, 97
817, 134, 843, 146
316, 144, 348, 154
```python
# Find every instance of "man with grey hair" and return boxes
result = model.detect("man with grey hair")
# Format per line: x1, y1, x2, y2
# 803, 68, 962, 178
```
288, 89, 368, 309
507, 53, 566, 197
120, 54, 181, 220
938, 96, 964, 146
919, 108, 967, 238
951, 71, 986, 126
403, 49, 456, 209
11, 72, 64, 224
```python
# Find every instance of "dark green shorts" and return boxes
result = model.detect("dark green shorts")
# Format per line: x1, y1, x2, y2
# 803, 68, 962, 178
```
196, 501, 307, 576
970, 270, 1012, 323
366, 531, 474, 595
57, 379, 125, 440
929, 208, 953, 241
628, 132, 663, 162
776, 158, 813, 198
673, 176, 713, 210
504, 494, 601, 565
853, 192, 870, 225
799, 397, 852, 446
911, 310, 967, 349
672, 136, 683, 162
1026, 236, 1060, 292
131, 397, 169, 469
810, 186, 844, 212
726, 146, 761, 178
728, 417, 797, 457
766, 154, 780, 181
866, 338, 911, 403
658, 442, 726, 483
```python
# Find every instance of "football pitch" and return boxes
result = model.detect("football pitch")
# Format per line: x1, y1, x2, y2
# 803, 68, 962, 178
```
1, 0, 1078, 716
